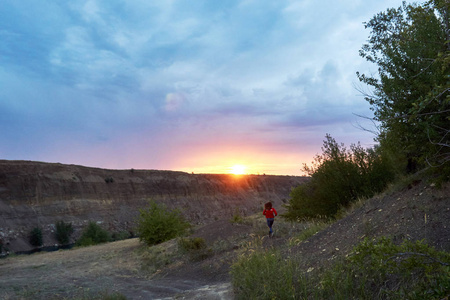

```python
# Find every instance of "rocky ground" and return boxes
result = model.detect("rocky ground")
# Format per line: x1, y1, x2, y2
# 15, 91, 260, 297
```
0, 175, 448, 299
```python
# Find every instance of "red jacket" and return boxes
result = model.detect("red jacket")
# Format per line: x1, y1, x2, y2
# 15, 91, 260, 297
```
263, 208, 277, 219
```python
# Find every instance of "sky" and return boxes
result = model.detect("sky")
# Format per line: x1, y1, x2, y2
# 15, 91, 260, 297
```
0, 0, 404, 175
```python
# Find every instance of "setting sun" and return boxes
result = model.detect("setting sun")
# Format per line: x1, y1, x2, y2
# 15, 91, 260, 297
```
230, 164, 246, 175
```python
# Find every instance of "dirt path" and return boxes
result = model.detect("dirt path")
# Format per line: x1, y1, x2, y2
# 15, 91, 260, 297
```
0, 237, 234, 299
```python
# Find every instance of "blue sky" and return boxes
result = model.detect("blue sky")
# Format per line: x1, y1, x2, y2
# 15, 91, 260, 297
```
0, 0, 403, 175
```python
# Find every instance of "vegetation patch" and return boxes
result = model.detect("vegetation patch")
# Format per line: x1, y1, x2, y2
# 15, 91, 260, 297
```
230, 208, 244, 224
29, 227, 43, 247
136, 200, 191, 246
178, 237, 212, 261
231, 249, 304, 300
283, 134, 396, 220
288, 221, 330, 246
137, 239, 178, 274
230, 237, 450, 299
55, 220, 74, 245
76, 222, 110, 247
111, 231, 132, 241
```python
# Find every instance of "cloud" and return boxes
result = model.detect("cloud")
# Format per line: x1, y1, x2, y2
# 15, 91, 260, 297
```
0, 0, 401, 174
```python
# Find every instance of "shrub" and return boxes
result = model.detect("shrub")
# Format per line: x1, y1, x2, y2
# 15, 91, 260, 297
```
111, 231, 131, 241
230, 208, 244, 224
76, 222, 110, 247
136, 200, 190, 246
29, 227, 43, 247
284, 134, 396, 220
55, 220, 74, 245
230, 249, 305, 299
104, 177, 114, 183
178, 237, 211, 261
178, 237, 206, 251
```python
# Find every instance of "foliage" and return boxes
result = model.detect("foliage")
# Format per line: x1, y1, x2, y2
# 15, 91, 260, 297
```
55, 220, 74, 245
230, 249, 304, 300
76, 222, 110, 247
104, 177, 114, 183
288, 221, 329, 246
136, 200, 190, 246
178, 237, 207, 251
357, 0, 449, 172
284, 134, 396, 219
320, 237, 450, 299
178, 237, 212, 261
111, 231, 132, 241
29, 227, 43, 247
230, 208, 244, 224
230, 237, 450, 299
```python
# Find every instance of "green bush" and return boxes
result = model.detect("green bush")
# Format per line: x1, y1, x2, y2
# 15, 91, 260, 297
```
231, 250, 305, 299
136, 200, 190, 246
76, 222, 110, 247
284, 134, 396, 220
29, 227, 43, 247
55, 220, 74, 245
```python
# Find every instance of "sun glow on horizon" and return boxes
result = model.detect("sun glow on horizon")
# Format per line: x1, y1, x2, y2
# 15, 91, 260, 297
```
229, 164, 247, 175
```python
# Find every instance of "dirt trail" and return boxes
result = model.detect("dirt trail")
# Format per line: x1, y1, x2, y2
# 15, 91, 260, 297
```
0, 219, 263, 299
0, 236, 236, 299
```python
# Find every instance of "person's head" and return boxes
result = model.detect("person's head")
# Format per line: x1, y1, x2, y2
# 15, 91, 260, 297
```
264, 202, 272, 210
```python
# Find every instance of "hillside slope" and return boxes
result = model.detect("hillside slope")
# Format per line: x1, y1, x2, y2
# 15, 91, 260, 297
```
0, 175, 448, 299
0, 160, 307, 253
289, 177, 450, 272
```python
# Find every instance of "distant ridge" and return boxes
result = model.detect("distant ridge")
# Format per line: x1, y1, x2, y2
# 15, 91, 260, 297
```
0, 159, 308, 253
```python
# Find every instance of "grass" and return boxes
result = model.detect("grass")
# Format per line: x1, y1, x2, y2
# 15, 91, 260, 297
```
177, 237, 212, 261
230, 249, 302, 300
230, 234, 450, 300
288, 221, 330, 247
136, 239, 179, 274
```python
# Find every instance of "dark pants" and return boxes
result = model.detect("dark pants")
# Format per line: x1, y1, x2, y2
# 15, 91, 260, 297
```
266, 218, 274, 233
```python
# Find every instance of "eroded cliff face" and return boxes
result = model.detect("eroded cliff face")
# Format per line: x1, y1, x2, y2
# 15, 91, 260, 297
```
0, 160, 307, 252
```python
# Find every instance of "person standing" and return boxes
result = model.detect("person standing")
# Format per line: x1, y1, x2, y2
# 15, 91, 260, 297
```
263, 202, 277, 237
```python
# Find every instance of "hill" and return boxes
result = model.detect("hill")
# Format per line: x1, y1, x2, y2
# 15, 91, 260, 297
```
0, 172, 448, 299
0, 160, 307, 253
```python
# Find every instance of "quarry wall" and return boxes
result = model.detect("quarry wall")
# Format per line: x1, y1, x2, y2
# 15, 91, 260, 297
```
0, 160, 307, 253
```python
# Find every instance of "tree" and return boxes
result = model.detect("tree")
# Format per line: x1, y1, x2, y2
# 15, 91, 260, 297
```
357, 0, 449, 172
136, 200, 190, 246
